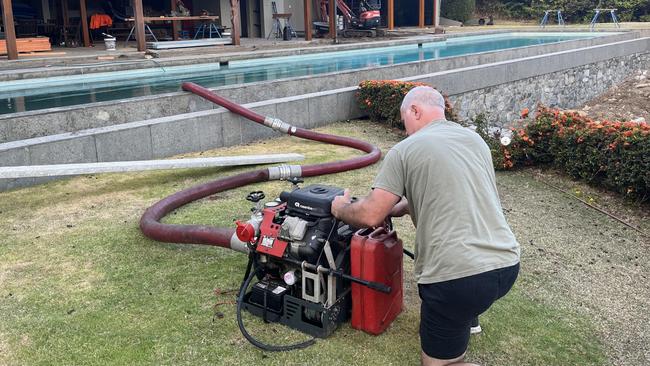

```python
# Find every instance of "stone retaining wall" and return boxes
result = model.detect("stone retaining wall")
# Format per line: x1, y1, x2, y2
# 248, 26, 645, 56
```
450, 52, 650, 125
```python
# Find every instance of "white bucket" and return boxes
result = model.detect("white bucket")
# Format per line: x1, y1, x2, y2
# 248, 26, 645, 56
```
104, 37, 116, 51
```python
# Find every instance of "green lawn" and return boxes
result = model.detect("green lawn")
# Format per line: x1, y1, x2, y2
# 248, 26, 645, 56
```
3, 121, 646, 365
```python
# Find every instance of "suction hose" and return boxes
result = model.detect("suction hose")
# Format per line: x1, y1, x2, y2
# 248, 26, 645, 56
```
140, 82, 381, 252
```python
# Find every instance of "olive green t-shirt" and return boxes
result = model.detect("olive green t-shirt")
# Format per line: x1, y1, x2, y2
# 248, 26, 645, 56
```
373, 119, 520, 284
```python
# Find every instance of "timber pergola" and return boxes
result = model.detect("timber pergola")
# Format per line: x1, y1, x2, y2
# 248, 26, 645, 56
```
1, 0, 94, 60
1, 0, 18, 60
1, 0, 440, 58
129, 0, 314, 51
387, 0, 441, 30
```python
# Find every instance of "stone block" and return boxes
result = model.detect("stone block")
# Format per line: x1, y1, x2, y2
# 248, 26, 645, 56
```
336, 89, 360, 121
194, 113, 225, 151
275, 97, 310, 128
0, 122, 8, 143
150, 117, 202, 159
95, 126, 152, 162
0, 145, 30, 166
116, 98, 168, 124
66, 104, 128, 131
170, 94, 193, 114
29, 136, 97, 165
219, 109, 242, 147
309, 93, 338, 127
188, 94, 215, 112
243, 104, 279, 143
5, 112, 70, 142
249, 82, 283, 102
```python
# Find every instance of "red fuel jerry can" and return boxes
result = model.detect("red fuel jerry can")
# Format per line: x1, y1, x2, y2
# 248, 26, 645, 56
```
350, 227, 404, 335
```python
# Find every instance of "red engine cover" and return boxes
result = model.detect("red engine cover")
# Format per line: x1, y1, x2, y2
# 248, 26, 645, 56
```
360, 10, 380, 20
255, 203, 289, 258
351, 227, 403, 335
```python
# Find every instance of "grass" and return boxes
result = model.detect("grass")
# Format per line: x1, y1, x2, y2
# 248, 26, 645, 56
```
2, 120, 647, 365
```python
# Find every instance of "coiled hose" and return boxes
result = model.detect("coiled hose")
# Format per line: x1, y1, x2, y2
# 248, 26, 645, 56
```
139, 82, 383, 351
140, 82, 381, 251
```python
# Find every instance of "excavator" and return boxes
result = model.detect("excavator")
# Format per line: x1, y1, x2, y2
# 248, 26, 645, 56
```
313, 0, 382, 37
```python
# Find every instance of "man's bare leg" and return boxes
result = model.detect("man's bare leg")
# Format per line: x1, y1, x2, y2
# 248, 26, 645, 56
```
421, 351, 480, 366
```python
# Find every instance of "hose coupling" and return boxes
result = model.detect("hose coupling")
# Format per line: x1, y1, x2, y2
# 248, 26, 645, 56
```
268, 165, 302, 180
264, 117, 294, 134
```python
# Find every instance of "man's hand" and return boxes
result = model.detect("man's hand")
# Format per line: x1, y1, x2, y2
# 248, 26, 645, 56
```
330, 188, 400, 228
331, 189, 352, 219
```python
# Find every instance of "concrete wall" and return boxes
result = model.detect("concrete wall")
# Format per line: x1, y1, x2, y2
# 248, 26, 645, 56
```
1, 36, 649, 192
261, 0, 305, 36
0, 31, 635, 143
286, 0, 305, 32
219, 0, 233, 29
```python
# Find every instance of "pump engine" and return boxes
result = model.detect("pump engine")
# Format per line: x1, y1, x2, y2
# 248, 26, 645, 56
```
235, 180, 398, 341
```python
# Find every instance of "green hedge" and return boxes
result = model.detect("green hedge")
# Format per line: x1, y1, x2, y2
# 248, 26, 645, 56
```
484, 106, 650, 201
356, 80, 459, 130
356, 81, 650, 201
441, 0, 477, 22
476, 0, 650, 22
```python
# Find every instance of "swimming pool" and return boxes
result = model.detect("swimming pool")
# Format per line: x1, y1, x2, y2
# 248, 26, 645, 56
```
0, 32, 619, 115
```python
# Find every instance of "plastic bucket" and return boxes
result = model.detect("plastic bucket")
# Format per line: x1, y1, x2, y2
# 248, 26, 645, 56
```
104, 37, 116, 51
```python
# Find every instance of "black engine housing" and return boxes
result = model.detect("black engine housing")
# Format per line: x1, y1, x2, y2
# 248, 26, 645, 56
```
280, 184, 344, 219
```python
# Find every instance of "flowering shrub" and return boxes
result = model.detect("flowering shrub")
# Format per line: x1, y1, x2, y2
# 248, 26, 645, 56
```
356, 80, 458, 129
494, 105, 650, 201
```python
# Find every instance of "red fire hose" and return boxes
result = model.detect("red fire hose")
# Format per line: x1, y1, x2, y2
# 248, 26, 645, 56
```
140, 82, 381, 251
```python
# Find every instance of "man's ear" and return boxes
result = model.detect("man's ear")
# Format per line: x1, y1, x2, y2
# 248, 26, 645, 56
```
411, 104, 420, 120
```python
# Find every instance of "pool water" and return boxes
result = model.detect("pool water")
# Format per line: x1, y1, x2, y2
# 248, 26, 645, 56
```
0, 32, 617, 115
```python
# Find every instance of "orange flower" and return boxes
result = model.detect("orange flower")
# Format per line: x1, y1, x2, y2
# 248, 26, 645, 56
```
521, 108, 529, 118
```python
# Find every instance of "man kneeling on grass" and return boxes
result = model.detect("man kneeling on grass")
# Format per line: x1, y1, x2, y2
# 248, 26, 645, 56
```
331, 86, 520, 366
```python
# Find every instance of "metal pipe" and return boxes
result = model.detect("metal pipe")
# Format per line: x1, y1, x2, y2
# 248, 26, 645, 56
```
140, 82, 381, 251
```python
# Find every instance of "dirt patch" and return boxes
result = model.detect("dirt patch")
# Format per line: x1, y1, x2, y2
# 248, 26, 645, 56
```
501, 169, 650, 365
580, 69, 650, 122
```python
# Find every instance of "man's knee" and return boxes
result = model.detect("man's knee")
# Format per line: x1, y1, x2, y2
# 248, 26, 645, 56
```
421, 350, 466, 366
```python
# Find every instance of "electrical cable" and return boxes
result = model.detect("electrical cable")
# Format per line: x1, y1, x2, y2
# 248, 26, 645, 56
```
236, 261, 316, 352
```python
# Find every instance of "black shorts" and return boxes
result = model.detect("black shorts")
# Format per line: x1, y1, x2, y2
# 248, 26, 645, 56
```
418, 263, 519, 360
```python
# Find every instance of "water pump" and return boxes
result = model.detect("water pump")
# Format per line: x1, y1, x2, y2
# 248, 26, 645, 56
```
235, 181, 404, 350
140, 83, 407, 352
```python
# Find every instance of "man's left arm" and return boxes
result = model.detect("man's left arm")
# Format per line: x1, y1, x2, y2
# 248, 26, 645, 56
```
331, 188, 401, 228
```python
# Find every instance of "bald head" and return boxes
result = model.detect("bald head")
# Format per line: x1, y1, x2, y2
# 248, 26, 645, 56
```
400, 86, 446, 114
400, 86, 447, 135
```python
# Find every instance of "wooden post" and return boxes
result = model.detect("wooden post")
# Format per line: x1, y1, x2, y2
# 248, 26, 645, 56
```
433, 0, 439, 27
79, 0, 91, 47
387, 0, 394, 30
303, 0, 312, 41
133, 0, 146, 51
62, 0, 70, 45
230, 0, 241, 45
1, 0, 18, 60
328, 0, 335, 39
171, 0, 180, 40
419, 0, 424, 27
